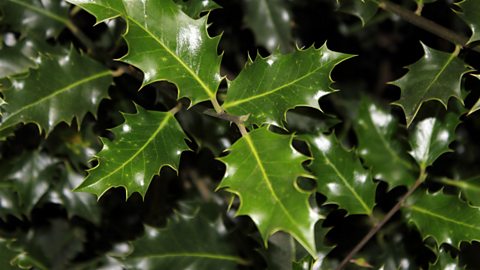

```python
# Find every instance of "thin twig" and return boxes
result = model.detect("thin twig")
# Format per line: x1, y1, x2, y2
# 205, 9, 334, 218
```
336, 169, 427, 270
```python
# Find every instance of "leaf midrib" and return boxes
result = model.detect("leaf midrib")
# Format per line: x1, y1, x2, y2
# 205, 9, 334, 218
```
410, 205, 480, 231
0, 70, 112, 131
132, 252, 246, 264
8, 0, 69, 25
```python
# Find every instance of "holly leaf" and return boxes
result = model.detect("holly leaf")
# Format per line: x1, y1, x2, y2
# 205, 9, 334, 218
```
243, 0, 293, 52
0, 38, 37, 78
408, 111, 460, 170
124, 204, 243, 269
176, 0, 221, 19
76, 106, 189, 198
391, 44, 470, 127
67, 0, 222, 105
0, 239, 18, 270
467, 74, 480, 115
304, 133, 376, 215
354, 97, 417, 188
405, 191, 480, 248
430, 248, 462, 270
0, 48, 112, 137
0, 0, 70, 38
439, 176, 480, 207
454, 0, 480, 43
223, 46, 350, 126
218, 128, 319, 257
336, 0, 378, 26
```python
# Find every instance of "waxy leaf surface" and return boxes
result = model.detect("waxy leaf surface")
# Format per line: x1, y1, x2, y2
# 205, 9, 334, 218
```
176, 0, 220, 19
68, 0, 222, 105
218, 128, 319, 257
243, 0, 293, 52
430, 249, 462, 270
405, 191, 480, 248
455, 0, 480, 43
0, 0, 70, 38
223, 46, 350, 126
77, 106, 188, 198
440, 176, 480, 207
305, 133, 376, 215
392, 44, 470, 126
354, 97, 417, 188
125, 205, 241, 270
336, 0, 378, 25
0, 38, 37, 78
467, 74, 480, 115
0, 48, 111, 137
408, 111, 460, 170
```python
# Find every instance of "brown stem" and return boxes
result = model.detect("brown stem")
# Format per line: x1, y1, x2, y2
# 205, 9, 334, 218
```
335, 169, 427, 270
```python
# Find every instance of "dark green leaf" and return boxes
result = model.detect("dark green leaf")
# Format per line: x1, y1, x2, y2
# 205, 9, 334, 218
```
336, 0, 378, 25
223, 46, 350, 126
405, 191, 480, 248
0, 239, 18, 270
430, 248, 462, 270
392, 44, 470, 127
243, 0, 293, 52
68, 0, 222, 105
218, 128, 319, 257
0, 38, 37, 78
76, 106, 189, 198
305, 133, 376, 215
467, 74, 480, 115
0, 48, 112, 137
454, 0, 480, 43
124, 204, 243, 270
408, 111, 460, 170
439, 176, 480, 207
176, 0, 220, 19
354, 97, 417, 188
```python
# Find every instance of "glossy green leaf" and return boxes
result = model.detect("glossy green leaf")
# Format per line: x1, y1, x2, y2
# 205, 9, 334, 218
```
68, 0, 222, 105
392, 44, 470, 127
354, 97, 417, 188
0, 48, 112, 137
305, 133, 376, 215
408, 111, 460, 170
454, 0, 480, 43
439, 176, 480, 207
76, 106, 188, 198
0, 239, 18, 270
176, 0, 220, 19
336, 0, 378, 25
467, 74, 480, 115
0, 0, 70, 38
243, 0, 293, 52
430, 248, 462, 270
223, 46, 350, 126
405, 191, 480, 248
0, 38, 37, 78
124, 204, 243, 270
218, 128, 319, 257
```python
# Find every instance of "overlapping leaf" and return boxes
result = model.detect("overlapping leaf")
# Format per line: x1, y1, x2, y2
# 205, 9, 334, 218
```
0, 38, 37, 78
76, 106, 188, 198
430, 249, 462, 270
0, 0, 70, 38
0, 48, 112, 137
223, 46, 350, 126
392, 44, 470, 127
305, 133, 376, 215
354, 97, 417, 188
454, 0, 480, 43
467, 74, 480, 115
218, 128, 319, 257
405, 191, 480, 248
67, 0, 222, 105
124, 204, 242, 270
408, 111, 460, 170
243, 0, 293, 52
176, 0, 220, 19
440, 176, 480, 207
336, 0, 378, 25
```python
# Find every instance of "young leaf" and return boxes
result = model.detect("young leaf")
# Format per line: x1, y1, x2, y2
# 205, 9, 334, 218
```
304, 133, 376, 215
176, 0, 221, 19
392, 44, 470, 127
218, 128, 319, 257
76, 106, 188, 198
454, 0, 480, 43
223, 46, 350, 126
67, 0, 222, 105
0, 0, 70, 38
405, 191, 480, 248
0, 48, 112, 137
408, 111, 460, 170
124, 204, 243, 269
336, 0, 378, 26
354, 97, 417, 188
243, 0, 293, 52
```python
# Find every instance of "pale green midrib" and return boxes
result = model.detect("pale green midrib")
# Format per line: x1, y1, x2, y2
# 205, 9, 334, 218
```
127, 16, 215, 99
243, 134, 311, 247
84, 113, 173, 187
440, 178, 480, 192
132, 252, 245, 263
0, 70, 111, 131
410, 205, 480, 231
9, 0, 69, 25
223, 60, 334, 109
322, 154, 371, 214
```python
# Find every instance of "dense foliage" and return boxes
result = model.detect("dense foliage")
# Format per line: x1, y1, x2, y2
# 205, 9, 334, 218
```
1, 0, 480, 269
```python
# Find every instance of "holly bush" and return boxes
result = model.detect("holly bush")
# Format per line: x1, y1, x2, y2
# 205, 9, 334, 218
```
1, 0, 480, 269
